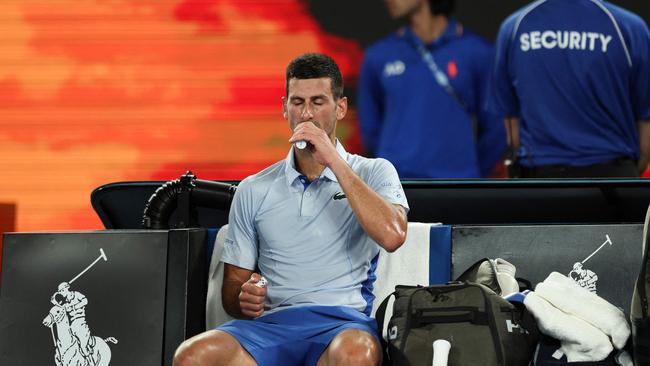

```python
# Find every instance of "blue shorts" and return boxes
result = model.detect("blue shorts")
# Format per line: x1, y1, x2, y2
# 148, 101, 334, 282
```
217, 305, 380, 366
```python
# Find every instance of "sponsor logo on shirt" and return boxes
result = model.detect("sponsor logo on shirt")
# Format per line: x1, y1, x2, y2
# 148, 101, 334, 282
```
332, 191, 346, 201
519, 31, 612, 52
383, 60, 405, 77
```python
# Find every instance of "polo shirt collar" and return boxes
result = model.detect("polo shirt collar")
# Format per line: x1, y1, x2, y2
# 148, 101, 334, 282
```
405, 18, 462, 49
284, 139, 349, 186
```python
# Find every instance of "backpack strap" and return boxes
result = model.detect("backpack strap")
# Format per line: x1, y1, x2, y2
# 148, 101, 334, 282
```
374, 291, 396, 360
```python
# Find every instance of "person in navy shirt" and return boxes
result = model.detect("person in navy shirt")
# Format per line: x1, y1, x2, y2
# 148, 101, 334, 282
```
358, 0, 506, 179
491, 0, 650, 178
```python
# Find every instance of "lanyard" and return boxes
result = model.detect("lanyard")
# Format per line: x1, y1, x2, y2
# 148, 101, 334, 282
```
407, 21, 475, 115
409, 27, 472, 115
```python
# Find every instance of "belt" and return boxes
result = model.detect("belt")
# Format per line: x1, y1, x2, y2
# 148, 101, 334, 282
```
520, 157, 638, 178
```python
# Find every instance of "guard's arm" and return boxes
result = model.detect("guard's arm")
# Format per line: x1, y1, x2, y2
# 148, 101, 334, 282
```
504, 117, 520, 149
357, 54, 384, 156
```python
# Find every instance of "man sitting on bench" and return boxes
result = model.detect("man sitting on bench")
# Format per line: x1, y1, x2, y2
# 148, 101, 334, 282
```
173, 53, 409, 366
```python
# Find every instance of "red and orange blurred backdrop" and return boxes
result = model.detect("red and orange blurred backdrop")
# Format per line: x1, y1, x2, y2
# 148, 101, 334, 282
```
1, 0, 648, 234
0, 0, 365, 231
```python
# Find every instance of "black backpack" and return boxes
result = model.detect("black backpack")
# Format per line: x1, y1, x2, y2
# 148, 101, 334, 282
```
375, 281, 539, 366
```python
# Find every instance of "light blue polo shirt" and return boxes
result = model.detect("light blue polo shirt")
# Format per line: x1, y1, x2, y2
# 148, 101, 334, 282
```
221, 141, 409, 316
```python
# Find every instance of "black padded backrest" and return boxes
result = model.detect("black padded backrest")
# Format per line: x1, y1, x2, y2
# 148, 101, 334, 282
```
91, 181, 158, 229
91, 179, 650, 229
91, 181, 233, 230
404, 179, 650, 225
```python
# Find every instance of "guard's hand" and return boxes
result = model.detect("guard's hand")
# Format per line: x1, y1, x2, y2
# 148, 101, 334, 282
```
239, 273, 267, 318
289, 122, 340, 167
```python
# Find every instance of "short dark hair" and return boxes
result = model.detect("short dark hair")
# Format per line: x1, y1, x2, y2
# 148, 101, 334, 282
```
285, 53, 344, 99
429, 0, 454, 16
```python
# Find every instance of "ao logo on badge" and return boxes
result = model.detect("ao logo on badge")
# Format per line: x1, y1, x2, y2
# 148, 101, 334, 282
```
383, 61, 405, 77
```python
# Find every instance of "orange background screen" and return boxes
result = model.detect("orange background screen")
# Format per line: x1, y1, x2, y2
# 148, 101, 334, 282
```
0, 0, 364, 231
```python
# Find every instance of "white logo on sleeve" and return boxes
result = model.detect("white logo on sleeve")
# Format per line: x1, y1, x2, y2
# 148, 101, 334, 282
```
520, 31, 612, 52
383, 61, 405, 77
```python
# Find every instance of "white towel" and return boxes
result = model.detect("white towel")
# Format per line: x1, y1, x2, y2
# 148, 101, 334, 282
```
524, 291, 613, 362
205, 225, 234, 330
535, 272, 630, 349
372, 222, 435, 338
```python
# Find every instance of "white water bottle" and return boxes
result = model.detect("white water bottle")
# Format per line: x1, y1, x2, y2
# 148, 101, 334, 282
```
432, 339, 450, 366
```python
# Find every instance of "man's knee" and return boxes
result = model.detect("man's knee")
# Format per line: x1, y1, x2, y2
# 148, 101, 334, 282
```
325, 329, 381, 366
173, 330, 250, 366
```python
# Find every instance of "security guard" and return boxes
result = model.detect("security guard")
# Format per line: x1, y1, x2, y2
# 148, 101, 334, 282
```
491, 0, 650, 178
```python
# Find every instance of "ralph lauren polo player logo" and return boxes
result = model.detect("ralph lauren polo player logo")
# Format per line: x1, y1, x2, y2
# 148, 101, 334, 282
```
332, 192, 346, 201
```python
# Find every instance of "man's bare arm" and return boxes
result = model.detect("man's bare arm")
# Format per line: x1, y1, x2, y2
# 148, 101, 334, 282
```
290, 122, 407, 252
221, 263, 266, 319
330, 160, 407, 252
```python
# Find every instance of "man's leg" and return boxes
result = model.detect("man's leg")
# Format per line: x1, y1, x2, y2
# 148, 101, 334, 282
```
173, 330, 257, 366
316, 328, 381, 366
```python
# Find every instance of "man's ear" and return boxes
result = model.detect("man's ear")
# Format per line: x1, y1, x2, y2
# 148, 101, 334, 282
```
281, 96, 288, 119
336, 96, 348, 120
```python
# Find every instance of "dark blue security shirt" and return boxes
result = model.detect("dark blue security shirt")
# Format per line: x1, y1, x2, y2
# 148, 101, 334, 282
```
358, 20, 506, 178
490, 0, 650, 167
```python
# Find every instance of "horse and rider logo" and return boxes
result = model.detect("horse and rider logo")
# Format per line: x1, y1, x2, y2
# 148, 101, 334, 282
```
42, 248, 118, 366
568, 234, 613, 293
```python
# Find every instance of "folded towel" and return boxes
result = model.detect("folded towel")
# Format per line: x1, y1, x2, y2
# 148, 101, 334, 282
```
535, 272, 630, 349
524, 291, 613, 362
372, 222, 435, 338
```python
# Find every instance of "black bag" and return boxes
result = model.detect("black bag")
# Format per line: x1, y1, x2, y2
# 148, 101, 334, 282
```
375, 281, 539, 366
